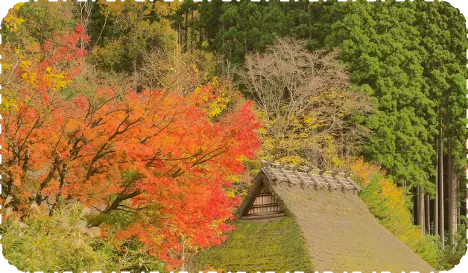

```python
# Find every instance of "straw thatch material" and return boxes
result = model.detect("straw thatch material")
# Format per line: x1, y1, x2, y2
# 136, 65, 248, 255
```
232, 164, 436, 272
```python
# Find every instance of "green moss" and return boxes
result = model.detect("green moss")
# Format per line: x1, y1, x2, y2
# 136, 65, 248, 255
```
190, 217, 313, 273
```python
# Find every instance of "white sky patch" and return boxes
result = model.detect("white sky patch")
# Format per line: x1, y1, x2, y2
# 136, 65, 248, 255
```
0, 0, 20, 18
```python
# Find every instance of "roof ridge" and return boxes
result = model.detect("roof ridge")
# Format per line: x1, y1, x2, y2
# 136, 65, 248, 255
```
261, 160, 361, 192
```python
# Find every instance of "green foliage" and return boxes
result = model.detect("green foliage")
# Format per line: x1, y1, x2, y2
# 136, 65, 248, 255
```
198, 0, 291, 65
88, 1, 177, 73
415, 0, 468, 174
1, 205, 108, 272
438, 219, 468, 269
16, 0, 77, 44
0, 205, 165, 273
416, 235, 443, 269
447, 74, 468, 170
197, 0, 224, 51
326, 0, 437, 189
197, 0, 337, 65
190, 217, 313, 272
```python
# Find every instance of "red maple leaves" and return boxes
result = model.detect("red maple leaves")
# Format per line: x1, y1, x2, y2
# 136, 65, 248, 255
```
1, 25, 261, 267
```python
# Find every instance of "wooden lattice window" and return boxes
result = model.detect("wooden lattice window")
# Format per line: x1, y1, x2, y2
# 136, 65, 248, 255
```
247, 186, 282, 215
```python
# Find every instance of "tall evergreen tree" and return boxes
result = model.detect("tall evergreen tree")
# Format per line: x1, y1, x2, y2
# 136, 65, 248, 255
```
195, 0, 295, 65
326, 0, 436, 193
415, 0, 468, 245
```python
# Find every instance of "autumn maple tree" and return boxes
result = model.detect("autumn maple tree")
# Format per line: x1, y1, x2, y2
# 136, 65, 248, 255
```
1, 24, 261, 268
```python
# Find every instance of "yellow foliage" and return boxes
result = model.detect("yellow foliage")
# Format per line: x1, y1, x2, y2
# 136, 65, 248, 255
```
225, 190, 237, 199
229, 175, 240, 183
0, 62, 11, 70
44, 67, 71, 91
350, 158, 384, 185
276, 155, 308, 166
20, 60, 32, 70
193, 77, 231, 119
3, 3, 25, 32
351, 158, 409, 222
321, 137, 346, 169
13, 2, 22, 10
211, 76, 220, 88
207, 95, 230, 118
154, 1, 183, 17
0, 95, 19, 110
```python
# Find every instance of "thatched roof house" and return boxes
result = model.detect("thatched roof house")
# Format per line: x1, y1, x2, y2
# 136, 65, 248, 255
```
191, 163, 435, 273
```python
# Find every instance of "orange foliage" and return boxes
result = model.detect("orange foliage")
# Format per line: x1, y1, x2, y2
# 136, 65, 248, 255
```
349, 157, 384, 186
1, 26, 261, 268
351, 158, 409, 216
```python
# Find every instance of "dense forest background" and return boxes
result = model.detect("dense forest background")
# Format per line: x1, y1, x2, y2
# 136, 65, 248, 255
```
0, 0, 467, 272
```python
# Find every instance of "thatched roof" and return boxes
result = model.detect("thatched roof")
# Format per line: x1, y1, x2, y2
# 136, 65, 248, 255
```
261, 162, 361, 190
193, 163, 435, 272
237, 163, 361, 219
272, 178, 435, 272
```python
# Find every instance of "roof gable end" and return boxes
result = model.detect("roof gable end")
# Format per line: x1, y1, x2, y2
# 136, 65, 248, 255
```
238, 162, 361, 220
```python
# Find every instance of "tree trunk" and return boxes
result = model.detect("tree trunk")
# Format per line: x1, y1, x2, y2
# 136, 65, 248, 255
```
425, 195, 430, 234
178, 23, 182, 49
447, 138, 455, 246
439, 121, 445, 249
417, 186, 425, 234
199, 31, 203, 48
190, 6, 194, 50
456, 176, 459, 230
465, 184, 468, 228
434, 140, 439, 236
184, 10, 189, 52
457, 175, 461, 227
180, 242, 186, 271
413, 188, 417, 225
133, 59, 137, 90
132, 23, 138, 91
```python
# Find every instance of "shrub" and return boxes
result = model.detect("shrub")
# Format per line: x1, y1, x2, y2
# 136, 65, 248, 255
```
0, 204, 165, 273
438, 219, 468, 269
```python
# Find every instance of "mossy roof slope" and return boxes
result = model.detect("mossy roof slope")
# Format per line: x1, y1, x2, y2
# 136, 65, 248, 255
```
272, 179, 435, 272
189, 216, 313, 273
192, 169, 435, 273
